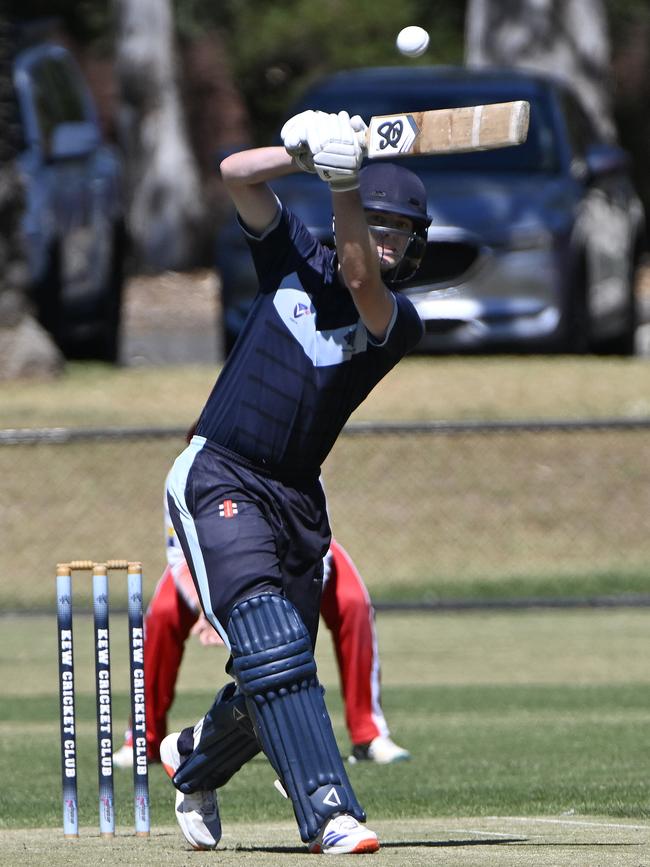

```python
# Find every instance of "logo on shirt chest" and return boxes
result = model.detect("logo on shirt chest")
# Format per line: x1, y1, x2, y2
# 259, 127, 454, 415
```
219, 499, 238, 518
293, 302, 312, 319
274, 288, 368, 367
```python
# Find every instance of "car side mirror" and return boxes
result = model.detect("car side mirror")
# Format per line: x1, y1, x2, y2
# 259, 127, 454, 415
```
49, 121, 100, 161
583, 143, 630, 179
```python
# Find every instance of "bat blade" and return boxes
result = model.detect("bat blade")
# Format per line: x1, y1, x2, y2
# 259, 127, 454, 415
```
364, 100, 530, 158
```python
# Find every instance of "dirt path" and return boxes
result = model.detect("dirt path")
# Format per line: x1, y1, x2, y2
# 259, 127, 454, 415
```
120, 269, 222, 366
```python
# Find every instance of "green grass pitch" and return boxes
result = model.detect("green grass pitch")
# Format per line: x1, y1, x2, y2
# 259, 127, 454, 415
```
0, 609, 648, 865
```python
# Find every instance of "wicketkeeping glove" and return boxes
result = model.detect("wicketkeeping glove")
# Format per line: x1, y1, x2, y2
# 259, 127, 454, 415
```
312, 111, 368, 192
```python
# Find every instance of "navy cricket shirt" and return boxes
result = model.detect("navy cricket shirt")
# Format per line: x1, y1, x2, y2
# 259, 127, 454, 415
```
196, 203, 423, 478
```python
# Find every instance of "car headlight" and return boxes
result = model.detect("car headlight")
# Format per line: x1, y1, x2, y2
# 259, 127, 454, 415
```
507, 225, 554, 251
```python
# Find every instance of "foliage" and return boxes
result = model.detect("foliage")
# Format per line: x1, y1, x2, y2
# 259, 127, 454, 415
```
605, 0, 650, 29
9, 0, 112, 48
173, 0, 465, 143
604, 0, 650, 227
12, 1, 650, 219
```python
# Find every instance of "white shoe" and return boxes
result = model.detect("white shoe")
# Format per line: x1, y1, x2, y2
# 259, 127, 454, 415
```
309, 813, 379, 855
160, 732, 221, 850
349, 735, 411, 765
112, 742, 134, 769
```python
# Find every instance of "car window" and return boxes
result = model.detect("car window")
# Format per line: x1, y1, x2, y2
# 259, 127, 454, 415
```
30, 57, 87, 155
558, 89, 598, 157
286, 87, 561, 174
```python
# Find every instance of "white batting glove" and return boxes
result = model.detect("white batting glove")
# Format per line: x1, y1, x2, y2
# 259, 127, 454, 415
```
312, 111, 367, 192
280, 109, 318, 173
349, 114, 369, 140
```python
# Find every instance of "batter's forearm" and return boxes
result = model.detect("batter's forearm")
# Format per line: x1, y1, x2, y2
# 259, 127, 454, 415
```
220, 146, 298, 187
220, 147, 300, 236
332, 190, 393, 339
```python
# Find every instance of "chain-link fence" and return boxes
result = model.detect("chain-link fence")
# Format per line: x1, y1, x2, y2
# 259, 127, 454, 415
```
2, 420, 650, 610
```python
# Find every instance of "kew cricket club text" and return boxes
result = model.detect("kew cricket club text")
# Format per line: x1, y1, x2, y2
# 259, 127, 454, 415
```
56, 562, 150, 837
59, 629, 76, 778
131, 626, 147, 774
96, 628, 113, 776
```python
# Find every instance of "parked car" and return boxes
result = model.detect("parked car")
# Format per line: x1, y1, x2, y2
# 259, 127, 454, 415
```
13, 41, 127, 361
215, 65, 646, 356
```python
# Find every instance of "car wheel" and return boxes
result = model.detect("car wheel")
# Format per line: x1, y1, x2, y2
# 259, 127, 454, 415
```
62, 222, 128, 363
592, 261, 639, 357
94, 221, 128, 363
32, 245, 64, 347
556, 258, 590, 353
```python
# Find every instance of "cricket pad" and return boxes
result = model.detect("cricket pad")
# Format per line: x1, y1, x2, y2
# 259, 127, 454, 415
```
228, 593, 366, 842
172, 681, 260, 793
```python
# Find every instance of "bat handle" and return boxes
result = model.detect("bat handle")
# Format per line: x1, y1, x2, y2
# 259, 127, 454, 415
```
357, 128, 369, 154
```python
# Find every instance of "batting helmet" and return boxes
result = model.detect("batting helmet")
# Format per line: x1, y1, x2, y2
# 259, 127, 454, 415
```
359, 163, 431, 283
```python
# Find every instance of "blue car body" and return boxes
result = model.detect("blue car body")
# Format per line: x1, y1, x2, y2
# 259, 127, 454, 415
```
216, 66, 645, 355
13, 42, 126, 360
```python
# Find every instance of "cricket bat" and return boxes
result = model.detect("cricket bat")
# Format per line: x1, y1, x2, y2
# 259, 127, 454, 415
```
363, 100, 530, 158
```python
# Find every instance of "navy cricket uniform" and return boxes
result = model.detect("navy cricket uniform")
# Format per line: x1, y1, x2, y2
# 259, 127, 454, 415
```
167, 201, 423, 649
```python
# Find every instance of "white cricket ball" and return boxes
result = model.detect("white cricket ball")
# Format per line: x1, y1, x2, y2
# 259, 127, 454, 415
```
396, 26, 430, 58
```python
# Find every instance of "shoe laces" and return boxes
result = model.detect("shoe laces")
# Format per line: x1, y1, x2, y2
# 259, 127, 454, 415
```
328, 814, 360, 833
185, 790, 216, 815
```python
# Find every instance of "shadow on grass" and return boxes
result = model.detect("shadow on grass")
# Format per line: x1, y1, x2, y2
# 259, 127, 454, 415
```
229, 836, 527, 853
377, 837, 527, 848
226, 838, 645, 855
507, 842, 643, 849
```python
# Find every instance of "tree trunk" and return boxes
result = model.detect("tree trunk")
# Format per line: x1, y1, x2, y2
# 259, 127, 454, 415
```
113, 0, 206, 271
465, 0, 616, 142
179, 29, 252, 228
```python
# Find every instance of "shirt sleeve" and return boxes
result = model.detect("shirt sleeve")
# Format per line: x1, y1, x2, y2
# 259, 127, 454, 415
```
237, 194, 283, 241
241, 204, 337, 296
368, 292, 424, 357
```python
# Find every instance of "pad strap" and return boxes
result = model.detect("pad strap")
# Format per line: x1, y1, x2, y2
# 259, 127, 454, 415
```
173, 682, 261, 792
228, 593, 365, 842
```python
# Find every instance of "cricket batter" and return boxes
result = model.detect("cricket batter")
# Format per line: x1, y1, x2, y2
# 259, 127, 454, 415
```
162, 109, 430, 854
113, 480, 410, 766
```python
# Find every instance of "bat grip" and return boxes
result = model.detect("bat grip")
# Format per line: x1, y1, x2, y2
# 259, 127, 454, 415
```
357, 129, 369, 154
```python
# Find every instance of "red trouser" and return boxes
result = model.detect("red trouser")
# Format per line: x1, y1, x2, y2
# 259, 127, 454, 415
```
141, 564, 198, 759
320, 538, 388, 746
139, 539, 387, 759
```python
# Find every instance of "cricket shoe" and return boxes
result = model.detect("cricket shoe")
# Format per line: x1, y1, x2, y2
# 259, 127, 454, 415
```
309, 814, 379, 855
112, 741, 134, 769
349, 736, 410, 765
160, 731, 221, 850
113, 735, 159, 768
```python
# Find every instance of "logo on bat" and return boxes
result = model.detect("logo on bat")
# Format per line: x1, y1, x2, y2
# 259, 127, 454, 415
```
377, 120, 406, 150
369, 114, 419, 156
